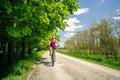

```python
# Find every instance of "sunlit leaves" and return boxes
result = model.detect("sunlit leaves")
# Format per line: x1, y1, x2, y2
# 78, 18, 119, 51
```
6, 27, 22, 37
0, 0, 80, 50
6, 26, 32, 37
21, 27, 32, 36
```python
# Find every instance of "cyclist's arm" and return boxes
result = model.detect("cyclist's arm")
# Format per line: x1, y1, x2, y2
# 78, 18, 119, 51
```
56, 40, 60, 46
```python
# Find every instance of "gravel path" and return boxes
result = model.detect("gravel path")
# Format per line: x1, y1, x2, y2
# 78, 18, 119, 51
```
27, 51, 120, 80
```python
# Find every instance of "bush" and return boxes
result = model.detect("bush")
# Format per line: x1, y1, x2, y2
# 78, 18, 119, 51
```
57, 50, 120, 70
1, 51, 45, 80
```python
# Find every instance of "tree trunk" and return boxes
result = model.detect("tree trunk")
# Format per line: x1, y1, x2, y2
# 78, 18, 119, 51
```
114, 51, 118, 61
28, 47, 32, 54
21, 39, 25, 59
119, 39, 120, 46
8, 40, 14, 64
2, 42, 6, 56
0, 42, 6, 56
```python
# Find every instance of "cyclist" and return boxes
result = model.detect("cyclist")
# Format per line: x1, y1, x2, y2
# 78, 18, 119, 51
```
49, 36, 59, 57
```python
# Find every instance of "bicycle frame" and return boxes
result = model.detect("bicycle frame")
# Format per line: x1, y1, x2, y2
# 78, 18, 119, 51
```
51, 49, 55, 66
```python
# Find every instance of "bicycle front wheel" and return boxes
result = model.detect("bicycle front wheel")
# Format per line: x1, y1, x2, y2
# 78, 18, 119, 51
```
51, 51, 55, 66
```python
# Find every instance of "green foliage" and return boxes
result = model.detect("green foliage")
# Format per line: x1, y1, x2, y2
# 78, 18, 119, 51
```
0, 0, 80, 78
65, 18, 120, 60
6, 27, 22, 37
58, 50, 120, 70
1, 51, 45, 80
0, 0, 80, 46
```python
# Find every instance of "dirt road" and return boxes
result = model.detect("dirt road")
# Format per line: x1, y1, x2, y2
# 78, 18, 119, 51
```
27, 51, 120, 80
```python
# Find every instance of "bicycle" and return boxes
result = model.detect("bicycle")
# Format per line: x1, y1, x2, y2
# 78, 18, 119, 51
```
50, 44, 59, 66
51, 48, 56, 66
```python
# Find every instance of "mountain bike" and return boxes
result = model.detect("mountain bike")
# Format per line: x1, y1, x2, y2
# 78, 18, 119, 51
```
51, 48, 56, 66
50, 44, 59, 66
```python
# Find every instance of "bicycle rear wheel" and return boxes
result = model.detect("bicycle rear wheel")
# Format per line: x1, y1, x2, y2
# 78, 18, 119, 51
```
51, 51, 55, 66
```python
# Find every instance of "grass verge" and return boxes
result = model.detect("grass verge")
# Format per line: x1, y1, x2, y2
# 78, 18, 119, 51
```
1, 50, 45, 80
57, 50, 120, 70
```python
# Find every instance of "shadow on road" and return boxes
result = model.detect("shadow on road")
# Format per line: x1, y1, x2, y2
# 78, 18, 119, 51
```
34, 57, 52, 67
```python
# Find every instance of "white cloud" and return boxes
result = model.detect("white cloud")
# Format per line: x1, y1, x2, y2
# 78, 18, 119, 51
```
64, 17, 80, 24
65, 25, 83, 31
116, 9, 120, 15
63, 17, 83, 38
64, 32, 75, 37
113, 16, 120, 20
100, 0, 104, 3
113, 9, 120, 20
64, 17, 83, 32
73, 8, 89, 15
116, 9, 120, 13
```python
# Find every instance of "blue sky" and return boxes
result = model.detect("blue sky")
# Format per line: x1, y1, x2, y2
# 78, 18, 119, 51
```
58, 0, 120, 46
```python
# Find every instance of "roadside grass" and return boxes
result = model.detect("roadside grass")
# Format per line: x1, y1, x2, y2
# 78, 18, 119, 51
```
57, 50, 120, 70
1, 51, 45, 80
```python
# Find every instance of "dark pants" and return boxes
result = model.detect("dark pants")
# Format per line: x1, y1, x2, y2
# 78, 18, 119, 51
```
51, 46, 56, 50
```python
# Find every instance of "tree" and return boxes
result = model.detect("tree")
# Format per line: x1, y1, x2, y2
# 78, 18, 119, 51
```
0, 0, 80, 63
64, 18, 119, 60
112, 9, 120, 46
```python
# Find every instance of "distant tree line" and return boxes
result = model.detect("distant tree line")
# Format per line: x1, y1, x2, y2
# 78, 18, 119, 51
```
65, 18, 120, 60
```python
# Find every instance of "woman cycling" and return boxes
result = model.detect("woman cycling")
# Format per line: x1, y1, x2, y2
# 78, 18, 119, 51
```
49, 36, 59, 56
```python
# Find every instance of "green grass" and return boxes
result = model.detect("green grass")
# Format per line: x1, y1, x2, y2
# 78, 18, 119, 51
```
57, 50, 120, 70
1, 51, 45, 80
